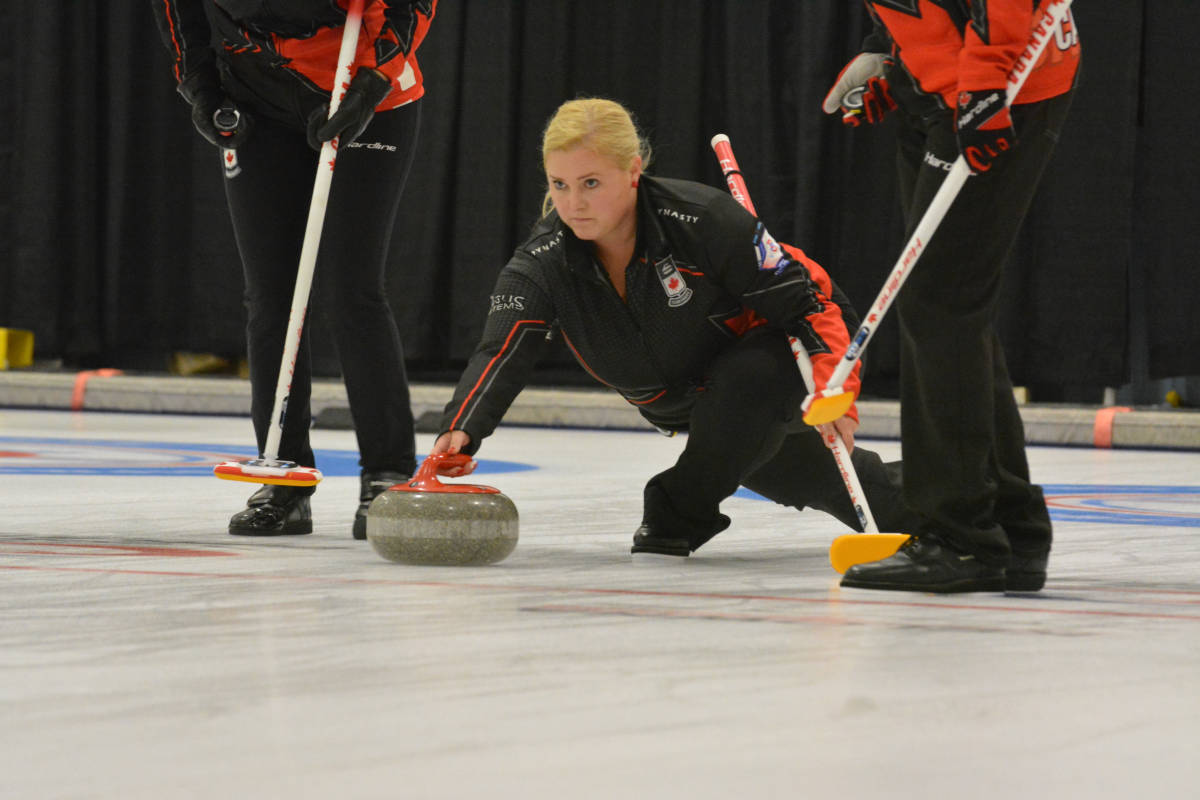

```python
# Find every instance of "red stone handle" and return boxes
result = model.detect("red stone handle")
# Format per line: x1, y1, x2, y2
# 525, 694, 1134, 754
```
397, 453, 499, 494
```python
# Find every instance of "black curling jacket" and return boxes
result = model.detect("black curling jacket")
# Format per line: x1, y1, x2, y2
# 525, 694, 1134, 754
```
440, 175, 862, 453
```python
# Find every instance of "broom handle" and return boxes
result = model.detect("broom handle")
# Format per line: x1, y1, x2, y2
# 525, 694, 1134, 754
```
262, 0, 366, 461
821, 0, 1076, 397
711, 134, 879, 534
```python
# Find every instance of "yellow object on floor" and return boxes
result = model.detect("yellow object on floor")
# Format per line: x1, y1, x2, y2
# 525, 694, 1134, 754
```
169, 351, 236, 376
0, 328, 34, 369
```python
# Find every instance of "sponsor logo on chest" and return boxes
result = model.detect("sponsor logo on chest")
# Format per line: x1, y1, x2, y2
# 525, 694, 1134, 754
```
656, 207, 700, 224
529, 229, 565, 256
489, 294, 525, 313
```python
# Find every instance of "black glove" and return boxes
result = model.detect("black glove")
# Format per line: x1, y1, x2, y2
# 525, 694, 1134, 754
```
306, 67, 392, 150
177, 64, 253, 149
955, 89, 1017, 174
822, 53, 897, 127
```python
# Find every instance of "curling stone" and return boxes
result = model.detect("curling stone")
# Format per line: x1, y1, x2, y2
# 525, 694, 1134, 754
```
366, 453, 518, 566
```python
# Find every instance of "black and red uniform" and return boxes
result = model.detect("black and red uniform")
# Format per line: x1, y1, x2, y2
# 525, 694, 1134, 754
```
155, 0, 434, 130
864, 0, 1079, 117
862, 1, 1080, 568
152, 1, 437, 486
441, 175, 916, 543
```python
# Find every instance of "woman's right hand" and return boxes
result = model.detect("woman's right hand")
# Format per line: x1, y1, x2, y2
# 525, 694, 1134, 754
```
430, 431, 476, 476
817, 416, 856, 453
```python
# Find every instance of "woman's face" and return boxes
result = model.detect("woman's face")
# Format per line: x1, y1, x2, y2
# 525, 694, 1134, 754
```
545, 146, 641, 247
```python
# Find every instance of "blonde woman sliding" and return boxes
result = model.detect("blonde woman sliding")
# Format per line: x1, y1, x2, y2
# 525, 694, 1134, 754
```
431, 98, 917, 557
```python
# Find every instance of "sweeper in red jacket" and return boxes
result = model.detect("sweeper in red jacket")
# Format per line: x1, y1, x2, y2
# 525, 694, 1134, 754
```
823, 0, 1081, 592
152, 0, 437, 539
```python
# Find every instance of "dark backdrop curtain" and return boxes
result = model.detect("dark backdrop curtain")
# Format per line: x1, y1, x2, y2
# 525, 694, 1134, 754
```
1, 1, 1195, 399
1135, 0, 1200, 380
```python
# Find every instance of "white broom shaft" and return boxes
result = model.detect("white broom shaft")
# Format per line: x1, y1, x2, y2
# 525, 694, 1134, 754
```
711, 134, 879, 533
825, 0, 1075, 393
824, 160, 969, 393
791, 337, 879, 533
262, 0, 366, 461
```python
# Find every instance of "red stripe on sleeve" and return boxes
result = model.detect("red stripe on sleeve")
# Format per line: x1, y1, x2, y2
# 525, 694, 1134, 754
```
447, 319, 546, 431
162, 0, 185, 81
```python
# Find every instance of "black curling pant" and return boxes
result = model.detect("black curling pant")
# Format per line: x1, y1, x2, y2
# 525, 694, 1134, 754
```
222, 104, 421, 479
892, 92, 1074, 565
643, 330, 916, 538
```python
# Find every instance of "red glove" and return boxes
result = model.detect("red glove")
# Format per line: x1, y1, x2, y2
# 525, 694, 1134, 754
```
955, 89, 1017, 174
822, 53, 897, 127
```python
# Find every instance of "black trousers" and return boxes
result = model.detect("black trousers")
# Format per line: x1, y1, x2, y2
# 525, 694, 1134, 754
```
643, 329, 916, 538
893, 91, 1075, 565
221, 103, 421, 478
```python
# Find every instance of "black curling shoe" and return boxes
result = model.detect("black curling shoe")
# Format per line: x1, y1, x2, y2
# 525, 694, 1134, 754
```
1007, 550, 1050, 592
630, 514, 732, 557
687, 513, 731, 553
631, 524, 691, 557
352, 470, 411, 540
229, 484, 313, 536
840, 535, 1005, 593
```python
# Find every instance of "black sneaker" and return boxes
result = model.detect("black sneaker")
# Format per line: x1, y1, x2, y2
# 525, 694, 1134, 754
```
840, 535, 1005, 593
353, 470, 411, 540
229, 485, 313, 536
1007, 551, 1049, 592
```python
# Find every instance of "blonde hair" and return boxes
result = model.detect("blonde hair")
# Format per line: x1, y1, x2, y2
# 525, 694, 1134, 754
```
540, 97, 652, 216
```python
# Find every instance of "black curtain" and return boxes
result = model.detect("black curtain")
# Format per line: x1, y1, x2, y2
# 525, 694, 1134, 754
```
2, 2, 1195, 399
1135, 0, 1200, 380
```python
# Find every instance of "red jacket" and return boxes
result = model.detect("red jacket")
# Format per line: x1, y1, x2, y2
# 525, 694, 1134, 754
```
866, 0, 1080, 110
266, 1, 436, 110
153, 0, 437, 125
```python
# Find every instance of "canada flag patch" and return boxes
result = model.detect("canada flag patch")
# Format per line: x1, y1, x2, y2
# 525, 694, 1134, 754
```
222, 148, 241, 179
655, 256, 693, 307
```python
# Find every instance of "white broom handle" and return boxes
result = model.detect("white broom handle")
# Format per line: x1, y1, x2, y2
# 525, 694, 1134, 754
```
711, 134, 880, 533
791, 337, 880, 533
823, 0, 1075, 395
263, 0, 367, 461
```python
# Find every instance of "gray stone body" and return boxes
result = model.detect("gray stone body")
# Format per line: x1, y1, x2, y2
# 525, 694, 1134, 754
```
367, 488, 518, 566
